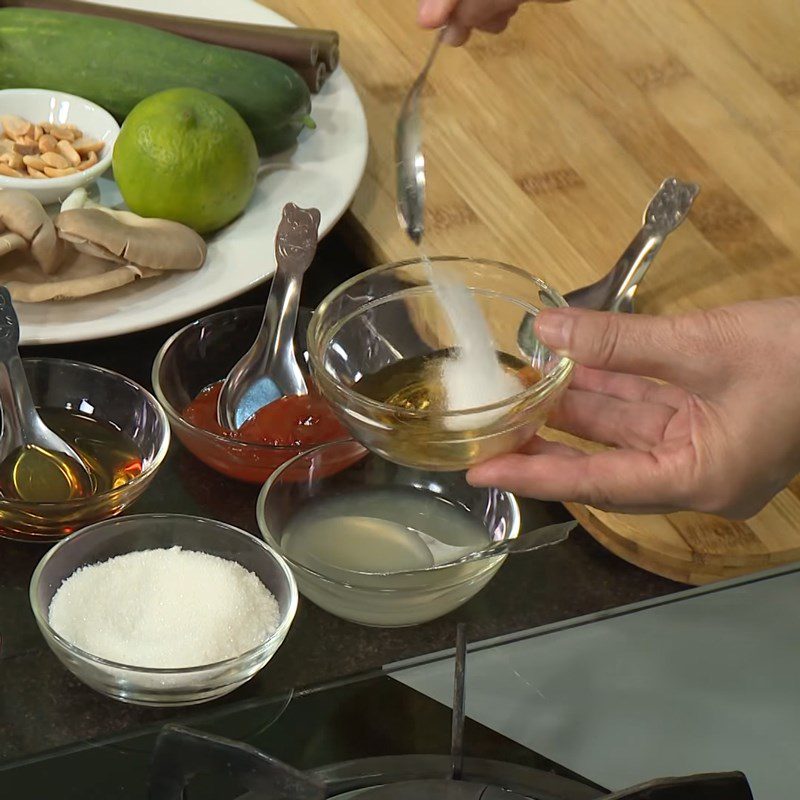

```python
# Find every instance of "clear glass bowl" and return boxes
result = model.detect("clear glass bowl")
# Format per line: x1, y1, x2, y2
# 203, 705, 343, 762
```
307, 257, 573, 471
29, 514, 298, 707
257, 440, 521, 627
0, 358, 169, 542
152, 306, 355, 484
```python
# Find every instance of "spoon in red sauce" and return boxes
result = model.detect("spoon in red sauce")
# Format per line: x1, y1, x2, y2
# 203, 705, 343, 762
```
185, 380, 348, 449
216, 203, 321, 431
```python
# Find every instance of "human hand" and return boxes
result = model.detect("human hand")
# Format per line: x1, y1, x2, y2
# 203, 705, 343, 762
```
417, 0, 570, 47
467, 299, 800, 519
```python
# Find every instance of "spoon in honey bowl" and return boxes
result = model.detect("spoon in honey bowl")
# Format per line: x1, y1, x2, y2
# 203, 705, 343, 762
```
216, 203, 321, 431
517, 177, 700, 360
0, 287, 93, 502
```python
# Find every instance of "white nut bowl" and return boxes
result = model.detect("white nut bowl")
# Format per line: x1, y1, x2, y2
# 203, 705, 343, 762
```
0, 88, 119, 206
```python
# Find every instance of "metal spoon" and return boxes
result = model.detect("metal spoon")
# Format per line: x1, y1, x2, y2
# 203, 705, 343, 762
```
217, 203, 321, 431
396, 28, 445, 244
373, 520, 577, 576
0, 287, 92, 500
517, 177, 700, 359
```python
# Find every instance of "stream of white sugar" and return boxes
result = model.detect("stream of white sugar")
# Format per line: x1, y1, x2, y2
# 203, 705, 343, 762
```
422, 257, 523, 430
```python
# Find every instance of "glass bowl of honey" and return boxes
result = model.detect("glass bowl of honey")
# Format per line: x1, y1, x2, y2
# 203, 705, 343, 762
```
257, 439, 521, 627
0, 358, 169, 541
307, 257, 574, 471
152, 306, 356, 485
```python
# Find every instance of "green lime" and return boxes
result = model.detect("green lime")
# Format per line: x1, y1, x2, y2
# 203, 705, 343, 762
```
112, 88, 259, 234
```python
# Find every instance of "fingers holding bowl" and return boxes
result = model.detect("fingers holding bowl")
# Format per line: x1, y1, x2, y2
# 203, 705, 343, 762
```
467, 447, 687, 515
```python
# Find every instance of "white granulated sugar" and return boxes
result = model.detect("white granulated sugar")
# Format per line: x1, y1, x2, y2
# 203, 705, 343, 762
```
441, 355, 524, 430
48, 547, 280, 669
427, 260, 523, 431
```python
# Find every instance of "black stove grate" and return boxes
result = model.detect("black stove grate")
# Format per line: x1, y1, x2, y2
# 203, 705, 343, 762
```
148, 625, 754, 800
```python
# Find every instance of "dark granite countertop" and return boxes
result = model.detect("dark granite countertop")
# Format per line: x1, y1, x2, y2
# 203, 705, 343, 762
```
0, 227, 683, 764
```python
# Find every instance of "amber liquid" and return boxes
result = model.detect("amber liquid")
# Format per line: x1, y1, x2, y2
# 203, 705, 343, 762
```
0, 409, 143, 503
351, 350, 542, 471
354, 349, 539, 414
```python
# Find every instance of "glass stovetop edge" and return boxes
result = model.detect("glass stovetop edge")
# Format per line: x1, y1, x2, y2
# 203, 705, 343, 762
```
384, 562, 800, 673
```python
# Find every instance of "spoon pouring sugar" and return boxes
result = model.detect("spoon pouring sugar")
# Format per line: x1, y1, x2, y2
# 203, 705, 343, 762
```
395, 28, 444, 244
0, 287, 93, 501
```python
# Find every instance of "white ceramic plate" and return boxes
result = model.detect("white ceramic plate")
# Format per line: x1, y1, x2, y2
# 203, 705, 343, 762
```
15, 0, 368, 345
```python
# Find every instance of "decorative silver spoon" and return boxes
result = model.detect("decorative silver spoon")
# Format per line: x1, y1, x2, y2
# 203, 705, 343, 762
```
0, 286, 93, 500
217, 203, 321, 431
518, 177, 700, 358
395, 28, 445, 245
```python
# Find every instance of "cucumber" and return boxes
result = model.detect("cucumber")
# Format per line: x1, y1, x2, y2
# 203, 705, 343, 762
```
0, 8, 313, 155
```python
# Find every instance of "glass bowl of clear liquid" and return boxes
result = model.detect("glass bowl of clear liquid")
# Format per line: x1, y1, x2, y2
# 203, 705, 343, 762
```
307, 257, 573, 471
256, 439, 521, 627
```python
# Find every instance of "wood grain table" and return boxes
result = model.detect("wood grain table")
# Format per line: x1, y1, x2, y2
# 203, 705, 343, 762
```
263, 0, 800, 584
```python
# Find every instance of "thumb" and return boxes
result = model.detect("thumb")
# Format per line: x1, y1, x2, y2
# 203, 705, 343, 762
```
534, 307, 720, 392
418, 0, 459, 28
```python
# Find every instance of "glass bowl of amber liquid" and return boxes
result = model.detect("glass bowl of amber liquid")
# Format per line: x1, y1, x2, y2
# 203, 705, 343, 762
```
307, 257, 574, 472
0, 359, 170, 541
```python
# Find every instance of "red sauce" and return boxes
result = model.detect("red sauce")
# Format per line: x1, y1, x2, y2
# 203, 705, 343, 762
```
179, 381, 361, 484
183, 381, 348, 448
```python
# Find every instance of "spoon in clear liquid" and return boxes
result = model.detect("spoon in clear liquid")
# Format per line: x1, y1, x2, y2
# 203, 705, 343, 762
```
331, 519, 576, 577
216, 203, 320, 431
0, 287, 93, 501
287, 518, 576, 578
410, 519, 577, 572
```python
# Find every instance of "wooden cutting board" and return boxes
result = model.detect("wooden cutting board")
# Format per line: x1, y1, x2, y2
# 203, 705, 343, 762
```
264, 0, 800, 583
566, 487, 800, 585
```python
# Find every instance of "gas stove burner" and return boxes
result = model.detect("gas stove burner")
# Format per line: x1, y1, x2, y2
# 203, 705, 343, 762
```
311, 754, 600, 799
148, 625, 755, 800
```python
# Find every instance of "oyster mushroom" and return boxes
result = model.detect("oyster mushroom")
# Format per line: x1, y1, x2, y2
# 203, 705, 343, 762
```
0, 190, 208, 303
0, 189, 62, 274
55, 207, 207, 272
2, 254, 159, 303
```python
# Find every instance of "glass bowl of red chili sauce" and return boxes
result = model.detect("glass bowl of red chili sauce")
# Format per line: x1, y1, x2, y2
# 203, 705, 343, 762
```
152, 307, 357, 484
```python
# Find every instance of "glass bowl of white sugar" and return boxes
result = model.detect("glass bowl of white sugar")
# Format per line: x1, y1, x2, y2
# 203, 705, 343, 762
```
307, 257, 573, 471
29, 514, 298, 706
